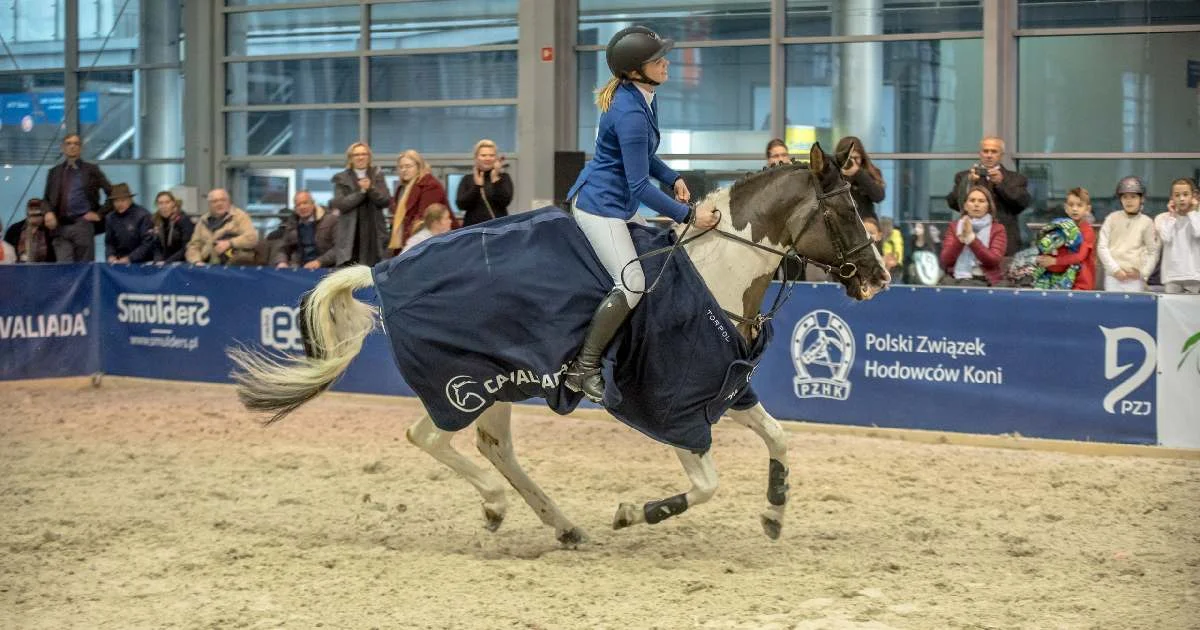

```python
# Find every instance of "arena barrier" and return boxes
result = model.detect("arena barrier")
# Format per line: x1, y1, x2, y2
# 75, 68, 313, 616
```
2, 264, 1196, 448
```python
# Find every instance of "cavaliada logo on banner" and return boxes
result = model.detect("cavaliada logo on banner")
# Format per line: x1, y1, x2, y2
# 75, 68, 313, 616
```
791, 309, 854, 400
116, 293, 209, 351
0, 310, 90, 340
260, 306, 304, 353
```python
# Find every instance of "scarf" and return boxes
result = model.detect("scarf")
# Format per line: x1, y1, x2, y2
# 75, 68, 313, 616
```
388, 177, 417, 251
953, 214, 993, 279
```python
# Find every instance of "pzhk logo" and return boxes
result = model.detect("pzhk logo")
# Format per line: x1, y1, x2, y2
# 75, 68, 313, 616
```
261, 306, 304, 353
1100, 326, 1156, 416
792, 309, 854, 401
445, 375, 488, 413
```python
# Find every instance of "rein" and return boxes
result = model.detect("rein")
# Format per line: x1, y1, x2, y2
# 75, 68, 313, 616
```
620, 175, 874, 335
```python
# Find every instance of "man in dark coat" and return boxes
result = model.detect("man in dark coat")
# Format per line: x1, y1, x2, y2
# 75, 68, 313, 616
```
43, 133, 113, 261
104, 183, 155, 264
946, 136, 1032, 256
274, 190, 338, 269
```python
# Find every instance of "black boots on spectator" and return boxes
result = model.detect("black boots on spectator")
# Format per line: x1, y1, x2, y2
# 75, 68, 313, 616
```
565, 288, 633, 403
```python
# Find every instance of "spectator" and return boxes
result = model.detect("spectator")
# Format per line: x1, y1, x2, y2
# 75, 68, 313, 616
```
42, 133, 113, 262
4, 199, 56, 263
152, 190, 195, 263
390, 149, 454, 253
185, 188, 258, 266
1156, 178, 1200, 294
940, 185, 1007, 286
402, 203, 453, 253
0, 219, 14, 264
765, 138, 791, 167
457, 139, 514, 227
1035, 187, 1097, 290
330, 142, 391, 267
879, 217, 904, 280
275, 190, 338, 270
104, 183, 155, 264
946, 136, 1030, 256
863, 216, 882, 250
1097, 176, 1158, 293
835, 136, 886, 221
905, 222, 942, 285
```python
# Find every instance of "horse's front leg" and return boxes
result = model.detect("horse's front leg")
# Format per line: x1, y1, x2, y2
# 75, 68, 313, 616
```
613, 448, 717, 530
406, 413, 509, 532
474, 403, 586, 546
726, 402, 790, 539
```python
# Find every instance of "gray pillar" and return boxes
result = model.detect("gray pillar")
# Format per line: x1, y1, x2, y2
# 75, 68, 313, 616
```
142, 0, 182, 194
832, 0, 882, 150
64, 0, 79, 135
516, 0, 559, 211
553, 0, 577, 151
982, 0, 1017, 150
183, 0, 217, 191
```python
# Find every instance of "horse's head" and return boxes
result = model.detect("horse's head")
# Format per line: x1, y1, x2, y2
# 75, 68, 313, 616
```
726, 142, 890, 301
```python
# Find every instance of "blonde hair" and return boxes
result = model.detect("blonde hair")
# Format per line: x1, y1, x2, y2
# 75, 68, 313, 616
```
345, 142, 372, 169
595, 77, 621, 113
473, 139, 497, 156
422, 203, 450, 229
396, 149, 431, 181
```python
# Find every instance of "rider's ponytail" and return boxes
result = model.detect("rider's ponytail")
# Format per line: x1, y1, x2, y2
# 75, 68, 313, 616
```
595, 77, 621, 113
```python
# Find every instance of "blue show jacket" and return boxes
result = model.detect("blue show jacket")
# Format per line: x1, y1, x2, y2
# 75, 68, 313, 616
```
567, 81, 690, 223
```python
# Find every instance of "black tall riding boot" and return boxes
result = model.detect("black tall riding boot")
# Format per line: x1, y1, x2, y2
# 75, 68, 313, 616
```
565, 288, 633, 403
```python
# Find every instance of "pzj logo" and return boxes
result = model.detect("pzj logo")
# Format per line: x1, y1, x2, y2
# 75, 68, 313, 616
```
1100, 326, 1156, 416
261, 306, 304, 353
792, 309, 854, 401
445, 375, 488, 413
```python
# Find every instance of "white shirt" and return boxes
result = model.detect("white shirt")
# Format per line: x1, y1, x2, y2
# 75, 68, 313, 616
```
635, 83, 656, 108
402, 228, 433, 253
1156, 210, 1200, 283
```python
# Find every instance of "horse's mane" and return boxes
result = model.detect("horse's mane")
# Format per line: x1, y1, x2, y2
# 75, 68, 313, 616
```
729, 160, 810, 192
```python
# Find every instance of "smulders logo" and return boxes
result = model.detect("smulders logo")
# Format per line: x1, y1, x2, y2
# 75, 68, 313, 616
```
0, 310, 90, 339
116, 293, 210, 326
792, 309, 854, 401
261, 306, 303, 353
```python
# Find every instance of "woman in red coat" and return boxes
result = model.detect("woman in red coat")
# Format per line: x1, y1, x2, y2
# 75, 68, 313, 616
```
389, 149, 457, 253
940, 185, 1008, 286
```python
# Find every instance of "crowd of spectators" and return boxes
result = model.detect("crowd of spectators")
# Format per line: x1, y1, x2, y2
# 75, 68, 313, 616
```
3, 131, 1197, 296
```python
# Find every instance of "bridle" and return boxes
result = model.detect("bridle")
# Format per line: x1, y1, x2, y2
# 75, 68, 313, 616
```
624, 173, 876, 334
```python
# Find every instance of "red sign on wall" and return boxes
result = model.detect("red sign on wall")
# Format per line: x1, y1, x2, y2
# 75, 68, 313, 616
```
541, 47, 554, 62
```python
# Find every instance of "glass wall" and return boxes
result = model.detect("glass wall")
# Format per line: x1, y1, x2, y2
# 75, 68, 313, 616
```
222, 0, 520, 215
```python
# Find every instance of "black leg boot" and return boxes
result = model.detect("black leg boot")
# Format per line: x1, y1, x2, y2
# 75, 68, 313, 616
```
564, 288, 633, 403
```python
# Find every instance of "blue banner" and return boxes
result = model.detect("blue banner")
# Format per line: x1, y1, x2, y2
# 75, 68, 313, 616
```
97, 265, 413, 396
753, 284, 1159, 444
0, 92, 99, 126
0, 264, 98, 380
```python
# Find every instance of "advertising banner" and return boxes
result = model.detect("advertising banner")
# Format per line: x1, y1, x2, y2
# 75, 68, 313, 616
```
753, 284, 1159, 444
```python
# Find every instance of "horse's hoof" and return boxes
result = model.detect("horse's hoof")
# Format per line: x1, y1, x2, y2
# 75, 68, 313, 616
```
483, 507, 504, 532
761, 515, 782, 540
612, 502, 640, 530
557, 527, 587, 546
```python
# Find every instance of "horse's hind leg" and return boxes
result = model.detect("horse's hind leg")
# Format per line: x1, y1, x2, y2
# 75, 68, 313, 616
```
474, 403, 586, 546
406, 414, 509, 532
613, 448, 717, 530
726, 403, 790, 539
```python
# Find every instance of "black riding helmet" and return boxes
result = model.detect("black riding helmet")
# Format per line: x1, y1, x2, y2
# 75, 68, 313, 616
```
606, 26, 674, 85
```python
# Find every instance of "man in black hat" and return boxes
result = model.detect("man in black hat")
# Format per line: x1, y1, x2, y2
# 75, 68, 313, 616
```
104, 183, 155, 264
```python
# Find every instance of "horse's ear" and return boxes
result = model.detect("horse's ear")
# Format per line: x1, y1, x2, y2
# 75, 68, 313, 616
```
809, 142, 826, 173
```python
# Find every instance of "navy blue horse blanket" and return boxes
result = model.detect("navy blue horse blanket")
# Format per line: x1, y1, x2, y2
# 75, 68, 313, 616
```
371, 207, 768, 451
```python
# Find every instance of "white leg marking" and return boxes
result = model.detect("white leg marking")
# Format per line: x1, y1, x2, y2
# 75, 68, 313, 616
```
406, 413, 507, 529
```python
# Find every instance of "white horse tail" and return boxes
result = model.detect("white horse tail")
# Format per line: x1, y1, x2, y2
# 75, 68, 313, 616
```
229, 265, 378, 425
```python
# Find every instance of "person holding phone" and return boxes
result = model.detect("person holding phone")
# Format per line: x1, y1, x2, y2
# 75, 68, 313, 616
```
834, 136, 886, 221
456, 139, 514, 227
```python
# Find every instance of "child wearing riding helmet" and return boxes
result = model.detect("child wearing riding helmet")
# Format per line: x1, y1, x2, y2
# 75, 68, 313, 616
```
1097, 176, 1159, 292
564, 25, 720, 402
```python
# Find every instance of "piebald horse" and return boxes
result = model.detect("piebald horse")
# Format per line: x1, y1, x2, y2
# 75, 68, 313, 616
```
230, 143, 889, 545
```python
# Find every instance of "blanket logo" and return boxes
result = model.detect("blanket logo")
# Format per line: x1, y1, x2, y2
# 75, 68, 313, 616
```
446, 375, 488, 413
792, 309, 854, 401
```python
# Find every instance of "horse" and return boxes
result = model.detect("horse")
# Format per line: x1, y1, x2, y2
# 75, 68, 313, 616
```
229, 142, 890, 545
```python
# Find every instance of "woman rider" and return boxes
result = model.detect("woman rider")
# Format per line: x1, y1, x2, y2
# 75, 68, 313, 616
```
564, 26, 720, 402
